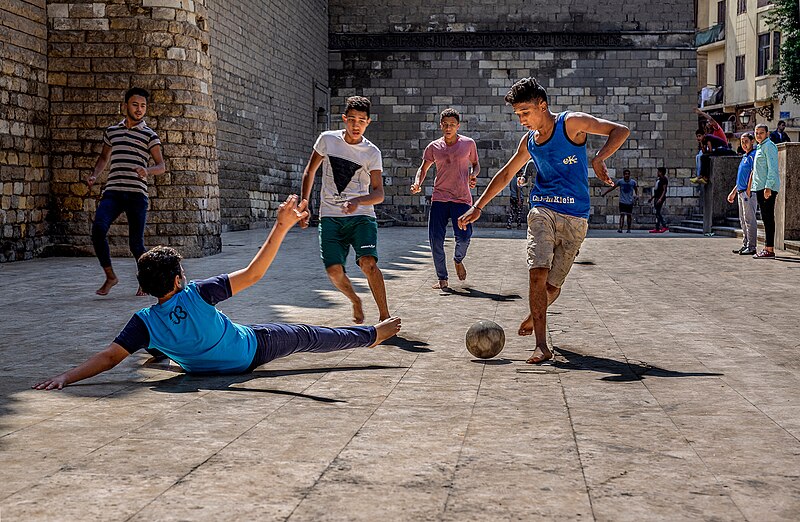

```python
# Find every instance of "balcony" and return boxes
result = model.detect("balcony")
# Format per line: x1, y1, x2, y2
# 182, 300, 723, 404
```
696, 23, 725, 51
755, 74, 778, 101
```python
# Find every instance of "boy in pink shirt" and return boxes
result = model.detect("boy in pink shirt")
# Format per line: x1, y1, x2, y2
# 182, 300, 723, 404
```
411, 108, 480, 289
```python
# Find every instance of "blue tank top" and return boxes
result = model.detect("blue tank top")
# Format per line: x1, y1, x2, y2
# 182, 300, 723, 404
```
136, 282, 257, 373
527, 112, 591, 219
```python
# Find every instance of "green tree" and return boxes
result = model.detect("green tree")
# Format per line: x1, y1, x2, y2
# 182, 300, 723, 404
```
766, 0, 800, 102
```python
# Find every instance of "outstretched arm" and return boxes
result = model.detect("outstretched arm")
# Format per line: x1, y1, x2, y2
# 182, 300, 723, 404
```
457, 135, 531, 230
228, 195, 309, 295
566, 112, 630, 186
33, 343, 130, 390
411, 160, 434, 194
601, 184, 619, 197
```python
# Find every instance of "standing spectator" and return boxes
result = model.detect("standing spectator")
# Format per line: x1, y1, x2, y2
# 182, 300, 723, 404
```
601, 168, 638, 233
89, 87, 165, 296
751, 123, 781, 258
648, 167, 669, 233
727, 132, 757, 255
770, 120, 792, 144
508, 160, 535, 229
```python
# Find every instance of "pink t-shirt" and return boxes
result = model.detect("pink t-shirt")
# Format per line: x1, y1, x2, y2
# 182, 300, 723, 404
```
423, 135, 479, 204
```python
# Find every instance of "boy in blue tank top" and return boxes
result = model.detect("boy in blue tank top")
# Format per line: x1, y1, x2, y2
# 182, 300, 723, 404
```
458, 77, 629, 364
33, 195, 401, 390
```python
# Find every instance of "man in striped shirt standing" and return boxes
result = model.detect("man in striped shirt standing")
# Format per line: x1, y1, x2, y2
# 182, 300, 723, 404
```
88, 88, 165, 296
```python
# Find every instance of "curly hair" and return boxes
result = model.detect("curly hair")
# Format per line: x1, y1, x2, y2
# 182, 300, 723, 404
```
504, 77, 548, 105
137, 246, 183, 298
345, 96, 371, 117
440, 108, 461, 123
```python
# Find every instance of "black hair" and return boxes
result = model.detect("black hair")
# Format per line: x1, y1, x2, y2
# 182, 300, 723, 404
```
504, 77, 548, 105
125, 87, 150, 103
696, 129, 705, 136
345, 96, 371, 117
778, 120, 786, 125
742, 131, 755, 140
440, 108, 461, 123
137, 246, 183, 298
623, 169, 631, 175
657, 167, 667, 175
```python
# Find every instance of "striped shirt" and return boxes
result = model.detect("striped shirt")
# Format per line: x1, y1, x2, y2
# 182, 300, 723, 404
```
102, 119, 161, 196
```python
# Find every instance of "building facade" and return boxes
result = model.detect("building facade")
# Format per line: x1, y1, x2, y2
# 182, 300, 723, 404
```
696, 0, 799, 140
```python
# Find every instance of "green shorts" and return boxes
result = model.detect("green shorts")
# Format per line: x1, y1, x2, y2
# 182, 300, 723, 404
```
319, 216, 379, 269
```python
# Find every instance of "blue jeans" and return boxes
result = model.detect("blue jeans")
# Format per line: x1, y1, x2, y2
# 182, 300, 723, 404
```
91, 190, 148, 268
429, 201, 472, 281
247, 323, 376, 370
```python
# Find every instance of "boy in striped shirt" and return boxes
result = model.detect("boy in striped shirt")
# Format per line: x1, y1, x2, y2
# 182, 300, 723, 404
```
88, 87, 165, 296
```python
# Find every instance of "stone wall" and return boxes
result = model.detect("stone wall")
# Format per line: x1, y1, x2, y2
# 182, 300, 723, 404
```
46, 0, 221, 258
0, 1, 50, 262
207, 0, 328, 230
329, 2, 700, 228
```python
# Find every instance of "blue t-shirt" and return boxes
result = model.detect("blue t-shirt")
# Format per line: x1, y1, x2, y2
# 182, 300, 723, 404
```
736, 150, 756, 192
527, 112, 591, 219
616, 178, 637, 205
114, 274, 257, 373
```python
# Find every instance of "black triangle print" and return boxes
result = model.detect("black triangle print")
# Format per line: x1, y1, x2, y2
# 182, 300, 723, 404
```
329, 155, 363, 194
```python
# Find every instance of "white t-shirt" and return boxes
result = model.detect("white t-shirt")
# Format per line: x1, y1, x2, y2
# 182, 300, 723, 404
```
313, 130, 383, 218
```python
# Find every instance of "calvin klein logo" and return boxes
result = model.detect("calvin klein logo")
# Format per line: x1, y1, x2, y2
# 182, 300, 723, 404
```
562, 155, 578, 165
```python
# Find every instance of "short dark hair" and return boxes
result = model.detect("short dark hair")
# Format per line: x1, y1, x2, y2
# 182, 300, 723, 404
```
623, 169, 631, 175
440, 108, 460, 122
504, 77, 548, 105
742, 131, 755, 140
137, 246, 183, 298
778, 120, 786, 125
696, 129, 705, 137
345, 96, 371, 117
657, 167, 667, 175
125, 87, 150, 103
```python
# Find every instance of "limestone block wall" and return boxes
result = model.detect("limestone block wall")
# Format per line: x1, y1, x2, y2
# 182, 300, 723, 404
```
329, 47, 700, 227
207, 0, 328, 230
0, 1, 50, 262
46, 0, 221, 258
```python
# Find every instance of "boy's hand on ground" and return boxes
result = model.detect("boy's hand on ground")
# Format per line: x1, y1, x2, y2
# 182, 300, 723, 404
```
457, 206, 481, 230
468, 175, 477, 189
276, 195, 309, 228
32, 375, 67, 390
342, 200, 359, 214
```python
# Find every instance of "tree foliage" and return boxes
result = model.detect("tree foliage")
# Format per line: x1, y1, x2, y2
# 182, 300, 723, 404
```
766, 0, 800, 102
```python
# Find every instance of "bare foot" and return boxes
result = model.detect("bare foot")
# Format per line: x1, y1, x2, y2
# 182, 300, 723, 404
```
369, 317, 402, 347
96, 277, 118, 296
352, 297, 365, 324
432, 279, 448, 289
526, 345, 553, 364
455, 261, 467, 281
518, 314, 533, 336
136, 286, 147, 297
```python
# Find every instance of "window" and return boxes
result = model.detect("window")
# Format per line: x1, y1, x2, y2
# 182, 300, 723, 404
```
735, 55, 745, 81
737, 0, 747, 14
757, 33, 771, 76
772, 31, 781, 68
717, 0, 727, 25
716, 63, 725, 87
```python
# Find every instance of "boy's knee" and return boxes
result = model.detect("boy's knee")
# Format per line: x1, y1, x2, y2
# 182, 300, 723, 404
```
357, 256, 379, 274
325, 264, 345, 280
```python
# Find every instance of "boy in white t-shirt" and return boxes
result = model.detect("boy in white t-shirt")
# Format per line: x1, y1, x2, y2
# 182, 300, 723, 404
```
300, 96, 390, 324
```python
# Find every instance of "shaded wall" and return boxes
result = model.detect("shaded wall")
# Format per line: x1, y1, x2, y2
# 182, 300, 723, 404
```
329, 1, 700, 227
207, 0, 328, 230
0, 1, 50, 261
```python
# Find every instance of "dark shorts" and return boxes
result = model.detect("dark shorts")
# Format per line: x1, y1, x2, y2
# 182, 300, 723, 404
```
619, 203, 633, 214
319, 216, 379, 269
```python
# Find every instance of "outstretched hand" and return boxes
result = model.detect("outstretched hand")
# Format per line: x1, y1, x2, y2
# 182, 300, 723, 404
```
457, 206, 481, 230
32, 375, 68, 390
276, 195, 309, 229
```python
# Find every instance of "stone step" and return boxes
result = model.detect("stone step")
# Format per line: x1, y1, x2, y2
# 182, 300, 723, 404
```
669, 225, 704, 234
785, 240, 800, 255
681, 219, 704, 227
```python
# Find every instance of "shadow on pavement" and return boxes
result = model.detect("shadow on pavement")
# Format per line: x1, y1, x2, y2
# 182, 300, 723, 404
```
443, 286, 523, 302
552, 347, 723, 382
381, 334, 432, 353
470, 358, 513, 365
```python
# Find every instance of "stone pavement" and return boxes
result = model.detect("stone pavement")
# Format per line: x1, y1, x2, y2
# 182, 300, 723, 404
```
1, 226, 799, 521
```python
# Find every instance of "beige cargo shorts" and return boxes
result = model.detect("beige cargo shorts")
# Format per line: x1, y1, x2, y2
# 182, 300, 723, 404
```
526, 206, 589, 288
